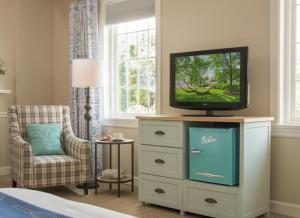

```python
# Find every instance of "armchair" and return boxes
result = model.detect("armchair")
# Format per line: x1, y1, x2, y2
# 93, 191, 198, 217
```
8, 106, 91, 194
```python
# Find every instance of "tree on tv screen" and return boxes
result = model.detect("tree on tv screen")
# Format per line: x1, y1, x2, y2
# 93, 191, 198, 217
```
175, 52, 241, 102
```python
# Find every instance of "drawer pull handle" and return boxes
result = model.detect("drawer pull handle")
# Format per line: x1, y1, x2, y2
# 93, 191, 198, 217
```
154, 130, 165, 136
154, 188, 165, 194
155, 159, 165, 164
205, 198, 217, 204
195, 172, 224, 179
191, 148, 201, 154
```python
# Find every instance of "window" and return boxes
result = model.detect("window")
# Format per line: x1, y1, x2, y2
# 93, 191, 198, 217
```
272, 0, 300, 125
285, 0, 300, 121
292, 0, 300, 119
104, 17, 156, 118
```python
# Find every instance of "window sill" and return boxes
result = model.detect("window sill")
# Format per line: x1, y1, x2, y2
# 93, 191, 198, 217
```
102, 117, 138, 129
272, 124, 300, 138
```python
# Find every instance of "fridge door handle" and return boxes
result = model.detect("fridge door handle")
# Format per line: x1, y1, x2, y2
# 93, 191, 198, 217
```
191, 148, 201, 154
194, 172, 225, 179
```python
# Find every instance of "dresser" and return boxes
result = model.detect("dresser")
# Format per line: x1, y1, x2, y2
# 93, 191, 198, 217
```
137, 115, 273, 218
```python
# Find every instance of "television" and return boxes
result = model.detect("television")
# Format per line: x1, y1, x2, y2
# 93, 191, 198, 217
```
170, 47, 248, 116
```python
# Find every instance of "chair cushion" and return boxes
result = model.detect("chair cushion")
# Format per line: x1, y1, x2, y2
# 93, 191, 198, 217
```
34, 155, 81, 187
26, 124, 65, 156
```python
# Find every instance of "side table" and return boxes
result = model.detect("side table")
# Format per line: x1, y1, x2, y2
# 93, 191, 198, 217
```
94, 139, 134, 197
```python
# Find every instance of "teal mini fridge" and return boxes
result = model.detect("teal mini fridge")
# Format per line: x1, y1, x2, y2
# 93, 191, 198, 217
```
189, 127, 239, 186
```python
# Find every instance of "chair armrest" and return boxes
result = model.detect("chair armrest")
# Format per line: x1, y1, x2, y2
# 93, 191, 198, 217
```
64, 132, 91, 161
62, 107, 91, 182
9, 105, 33, 162
11, 135, 30, 147
62, 107, 91, 160
10, 135, 34, 186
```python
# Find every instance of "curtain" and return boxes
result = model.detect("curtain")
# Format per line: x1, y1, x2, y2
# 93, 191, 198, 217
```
69, 0, 103, 178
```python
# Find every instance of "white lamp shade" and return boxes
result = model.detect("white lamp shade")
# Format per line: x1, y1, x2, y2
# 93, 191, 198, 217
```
72, 59, 102, 88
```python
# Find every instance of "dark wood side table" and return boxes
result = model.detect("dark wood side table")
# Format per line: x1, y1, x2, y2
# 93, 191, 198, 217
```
94, 139, 134, 197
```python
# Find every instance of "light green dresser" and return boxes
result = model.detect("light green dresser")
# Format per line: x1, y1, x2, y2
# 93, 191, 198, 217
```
138, 120, 185, 211
137, 115, 273, 218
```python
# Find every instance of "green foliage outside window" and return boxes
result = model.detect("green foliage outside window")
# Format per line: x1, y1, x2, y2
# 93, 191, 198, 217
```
129, 45, 137, 59
117, 18, 156, 113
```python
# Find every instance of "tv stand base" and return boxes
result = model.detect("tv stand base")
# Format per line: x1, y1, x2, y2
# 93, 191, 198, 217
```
183, 110, 234, 117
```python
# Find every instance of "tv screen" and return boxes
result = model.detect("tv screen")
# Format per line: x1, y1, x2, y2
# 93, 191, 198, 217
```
170, 47, 248, 112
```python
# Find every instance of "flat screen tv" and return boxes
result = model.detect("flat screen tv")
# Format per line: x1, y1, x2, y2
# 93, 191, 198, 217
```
170, 47, 248, 116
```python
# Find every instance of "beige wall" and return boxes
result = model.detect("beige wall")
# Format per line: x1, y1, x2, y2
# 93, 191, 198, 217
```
271, 137, 300, 205
0, 0, 68, 106
15, 0, 55, 105
0, 0, 56, 105
0, 0, 59, 167
161, 0, 270, 116
54, 0, 71, 105
0, 0, 15, 168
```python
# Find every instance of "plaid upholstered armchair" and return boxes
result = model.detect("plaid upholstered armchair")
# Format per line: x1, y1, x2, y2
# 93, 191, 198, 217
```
8, 106, 91, 194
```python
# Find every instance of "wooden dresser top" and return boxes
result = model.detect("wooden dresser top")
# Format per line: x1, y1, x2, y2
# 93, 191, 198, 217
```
136, 115, 274, 123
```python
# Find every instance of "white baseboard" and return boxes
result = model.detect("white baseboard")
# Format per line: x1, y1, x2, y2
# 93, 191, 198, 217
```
0, 166, 10, 176
271, 200, 300, 218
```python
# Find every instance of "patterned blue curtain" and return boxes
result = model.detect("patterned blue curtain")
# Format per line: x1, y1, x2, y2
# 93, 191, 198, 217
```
69, 0, 103, 178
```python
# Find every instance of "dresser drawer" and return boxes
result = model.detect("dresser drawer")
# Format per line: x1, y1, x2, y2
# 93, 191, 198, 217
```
139, 145, 184, 179
183, 180, 238, 218
139, 120, 184, 148
138, 174, 182, 210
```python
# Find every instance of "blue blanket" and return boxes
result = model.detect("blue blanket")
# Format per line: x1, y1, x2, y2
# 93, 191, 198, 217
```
0, 192, 70, 218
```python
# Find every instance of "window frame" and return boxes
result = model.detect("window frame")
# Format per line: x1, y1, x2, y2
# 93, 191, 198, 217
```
281, 0, 300, 123
270, 0, 300, 137
102, 0, 161, 128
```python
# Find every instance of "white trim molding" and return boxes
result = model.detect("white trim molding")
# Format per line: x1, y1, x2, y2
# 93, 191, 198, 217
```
271, 200, 300, 218
270, 0, 282, 122
0, 166, 10, 176
155, 0, 161, 114
0, 112, 8, 118
102, 117, 138, 128
271, 124, 300, 138
270, 0, 300, 126
102, 0, 161, 119
0, 90, 12, 94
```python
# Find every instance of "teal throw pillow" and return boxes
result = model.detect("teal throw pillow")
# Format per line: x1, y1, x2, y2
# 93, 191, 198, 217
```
26, 123, 65, 156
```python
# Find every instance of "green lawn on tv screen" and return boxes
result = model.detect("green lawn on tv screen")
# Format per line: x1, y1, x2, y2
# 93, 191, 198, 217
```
175, 88, 240, 102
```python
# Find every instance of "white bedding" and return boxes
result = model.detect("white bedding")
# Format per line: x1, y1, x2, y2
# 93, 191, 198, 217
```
0, 188, 135, 218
